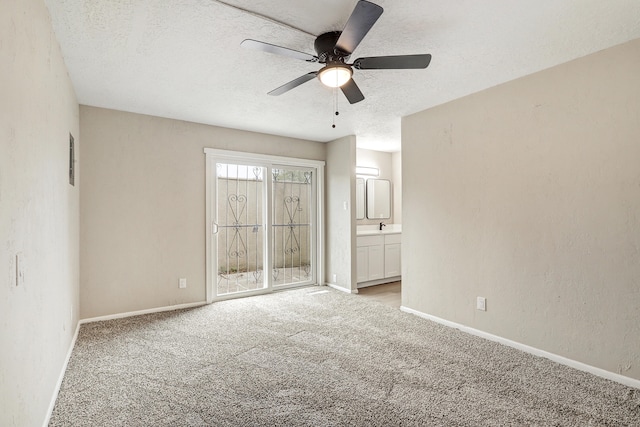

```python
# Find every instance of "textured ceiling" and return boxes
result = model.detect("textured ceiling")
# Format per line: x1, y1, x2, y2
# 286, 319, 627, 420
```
44, 0, 640, 152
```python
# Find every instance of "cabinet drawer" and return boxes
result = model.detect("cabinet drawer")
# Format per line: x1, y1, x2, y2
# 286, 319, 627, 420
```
357, 235, 384, 247
384, 233, 401, 245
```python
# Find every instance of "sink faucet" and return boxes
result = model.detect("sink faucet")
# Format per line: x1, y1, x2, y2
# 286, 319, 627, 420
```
379, 222, 386, 231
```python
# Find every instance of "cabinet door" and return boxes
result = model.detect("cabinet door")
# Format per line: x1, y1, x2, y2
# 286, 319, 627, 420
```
368, 244, 384, 280
384, 243, 401, 278
356, 246, 369, 283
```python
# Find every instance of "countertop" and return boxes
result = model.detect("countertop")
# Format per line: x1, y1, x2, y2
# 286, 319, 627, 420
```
356, 224, 402, 236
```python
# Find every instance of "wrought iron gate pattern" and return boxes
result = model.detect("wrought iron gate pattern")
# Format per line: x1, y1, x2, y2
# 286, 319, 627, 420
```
216, 164, 313, 296
216, 164, 264, 295
272, 168, 312, 285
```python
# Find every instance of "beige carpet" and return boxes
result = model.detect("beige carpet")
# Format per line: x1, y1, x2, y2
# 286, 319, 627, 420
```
50, 287, 640, 426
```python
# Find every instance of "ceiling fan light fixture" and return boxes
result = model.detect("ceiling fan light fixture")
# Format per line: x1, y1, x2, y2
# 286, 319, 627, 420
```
318, 63, 353, 88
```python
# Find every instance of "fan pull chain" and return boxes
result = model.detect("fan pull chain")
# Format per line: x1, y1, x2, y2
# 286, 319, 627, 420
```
332, 87, 339, 128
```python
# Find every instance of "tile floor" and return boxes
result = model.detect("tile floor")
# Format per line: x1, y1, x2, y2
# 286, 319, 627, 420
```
356, 281, 401, 308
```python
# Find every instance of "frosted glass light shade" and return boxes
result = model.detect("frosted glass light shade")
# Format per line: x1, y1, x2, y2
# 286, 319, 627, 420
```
318, 64, 352, 88
356, 166, 379, 176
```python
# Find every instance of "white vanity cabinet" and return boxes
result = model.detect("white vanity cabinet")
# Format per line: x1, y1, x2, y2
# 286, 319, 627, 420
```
356, 232, 401, 287
383, 233, 401, 277
356, 235, 384, 283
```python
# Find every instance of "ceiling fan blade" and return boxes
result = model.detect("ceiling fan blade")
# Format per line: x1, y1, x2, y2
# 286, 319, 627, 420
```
353, 54, 432, 70
268, 72, 318, 96
241, 39, 318, 62
335, 1, 383, 55
340, 78, 365, 104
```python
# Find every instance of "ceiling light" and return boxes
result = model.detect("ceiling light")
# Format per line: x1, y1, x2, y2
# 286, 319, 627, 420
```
356, 166, 379, 176
318, 63, 353, 88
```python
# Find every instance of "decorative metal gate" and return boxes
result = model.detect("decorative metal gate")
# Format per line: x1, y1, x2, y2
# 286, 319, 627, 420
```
216, 164, 266, 296
271, 168, 313, 287
213, 162, 315, 299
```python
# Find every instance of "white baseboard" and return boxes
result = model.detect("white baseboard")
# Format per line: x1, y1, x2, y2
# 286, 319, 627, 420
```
326, 283, 358, 294
43, 320, 81, 427
400, 306, 640, 390
79, 301, 207, 324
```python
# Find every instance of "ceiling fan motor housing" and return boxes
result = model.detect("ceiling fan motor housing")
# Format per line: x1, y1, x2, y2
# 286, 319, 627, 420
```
314, 31, 349, 63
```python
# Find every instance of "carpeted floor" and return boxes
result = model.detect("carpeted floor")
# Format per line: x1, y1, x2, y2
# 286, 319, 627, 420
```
50, 287, 640, 426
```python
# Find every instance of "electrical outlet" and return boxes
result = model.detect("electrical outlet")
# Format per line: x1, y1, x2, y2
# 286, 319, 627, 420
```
179, 278, 187, 289
476, 296, 486, 311
332, 273, 337, 283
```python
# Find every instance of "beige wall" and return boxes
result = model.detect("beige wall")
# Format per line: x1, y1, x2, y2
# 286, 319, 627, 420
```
402, 39, 640, 380
326, 136, 357, 291
80, 106, 325, 318
392, 151, 402, 224
0, 0, 80, 425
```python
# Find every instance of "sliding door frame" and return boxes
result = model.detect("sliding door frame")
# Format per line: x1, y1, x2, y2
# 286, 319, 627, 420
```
204, 148, 325, 304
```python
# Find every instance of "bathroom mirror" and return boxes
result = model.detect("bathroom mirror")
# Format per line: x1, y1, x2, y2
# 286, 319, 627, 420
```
366, 179, 391, 219
356, 178, 365, 220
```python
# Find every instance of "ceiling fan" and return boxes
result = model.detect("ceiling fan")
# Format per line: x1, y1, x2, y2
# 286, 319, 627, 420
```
240, 0, 432, 104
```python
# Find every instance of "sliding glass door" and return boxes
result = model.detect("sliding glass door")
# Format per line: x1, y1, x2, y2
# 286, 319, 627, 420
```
214, 163, 267, 297
205, 150, 324, 302
271, 167, 314, 288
